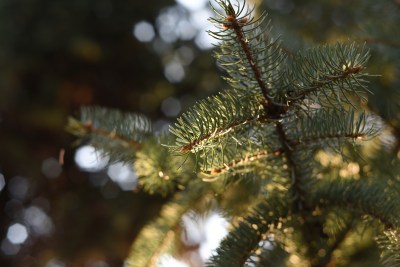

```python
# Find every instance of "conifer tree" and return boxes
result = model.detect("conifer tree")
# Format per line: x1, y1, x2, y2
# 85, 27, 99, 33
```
68, 0, 400, 266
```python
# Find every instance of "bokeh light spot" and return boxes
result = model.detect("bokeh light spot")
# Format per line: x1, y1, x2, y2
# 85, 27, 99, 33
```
176, 0, 207, 11
107, 163, 138, 191
133, 21, 155, 42
74, 146, 109, 172
7, 223, 28, 245
181, 213, 204, 246
157, 7, 180, 43
176, 19, 197, 40
23, 206, 54, 236
189, 8, 216, 50
200, 212, 228, 260
164, 62, 185, 83
180, 211, 228, 262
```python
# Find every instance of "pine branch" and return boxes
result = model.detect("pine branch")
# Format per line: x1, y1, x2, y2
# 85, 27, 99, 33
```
170, 90, 262, 154
286, 109, 379, 150
197, 122, 285, 176
209, 0, 287, 116
68, 116, 143, 149
80, 106, 151, 143
213, 1, 271, 104
284, 43, 371, 109
67, 106, 152, 163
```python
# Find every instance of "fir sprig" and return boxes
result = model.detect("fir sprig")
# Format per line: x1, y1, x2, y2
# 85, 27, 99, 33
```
79, 106, 151, 144
283, 43, 371, 109
67, 106, 152, 163
209, 0, 286, 113
286, 109, 379, 149
196, 121, 283, 175
170, 90, 262, 154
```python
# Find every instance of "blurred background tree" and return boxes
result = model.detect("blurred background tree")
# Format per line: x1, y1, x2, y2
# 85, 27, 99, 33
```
0, 0, 398, 266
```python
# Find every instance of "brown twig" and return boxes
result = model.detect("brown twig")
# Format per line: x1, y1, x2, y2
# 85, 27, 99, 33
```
83, 120, 142, 150
223, 5, 287, 117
